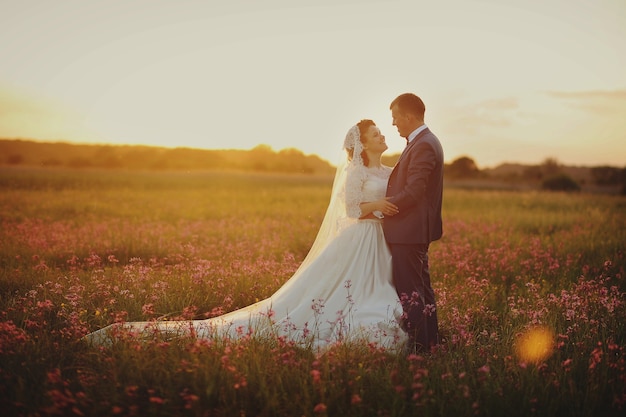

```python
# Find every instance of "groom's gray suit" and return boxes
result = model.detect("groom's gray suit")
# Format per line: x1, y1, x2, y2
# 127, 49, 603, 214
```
383, 127, 444, 351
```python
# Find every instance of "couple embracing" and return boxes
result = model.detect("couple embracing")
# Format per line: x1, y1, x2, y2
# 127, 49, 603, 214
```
84, 93, 444, 355
343, 92, 444, 354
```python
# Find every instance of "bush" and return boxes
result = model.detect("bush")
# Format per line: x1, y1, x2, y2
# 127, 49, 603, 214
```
446, 156, 480, 179
541, 174, 580, 192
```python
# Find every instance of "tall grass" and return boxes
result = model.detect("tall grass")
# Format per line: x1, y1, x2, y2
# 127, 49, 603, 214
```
1, 167, 624, 416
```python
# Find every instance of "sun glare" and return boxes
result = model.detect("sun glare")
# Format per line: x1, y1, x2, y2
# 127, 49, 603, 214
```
515, 326, 555, 364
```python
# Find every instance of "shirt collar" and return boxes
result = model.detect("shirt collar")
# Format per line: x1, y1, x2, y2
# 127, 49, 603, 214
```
407, 124, 428, 143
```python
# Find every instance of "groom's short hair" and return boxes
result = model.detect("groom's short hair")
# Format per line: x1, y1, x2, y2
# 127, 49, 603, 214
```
390, 93, 426, 119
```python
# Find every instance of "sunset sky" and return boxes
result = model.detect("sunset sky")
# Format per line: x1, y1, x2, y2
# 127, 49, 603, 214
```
1, 0, 624, 168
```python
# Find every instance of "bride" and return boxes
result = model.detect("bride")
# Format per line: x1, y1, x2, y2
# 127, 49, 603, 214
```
84, 120, 406, 350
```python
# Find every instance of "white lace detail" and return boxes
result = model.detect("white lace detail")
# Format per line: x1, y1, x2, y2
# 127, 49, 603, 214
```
366, 165, 393, 180
345, 166, 392, 218
343, 124, 364, 167
341, 124, 366, 218
341, 127, 393, 219
344, 165, 367, 218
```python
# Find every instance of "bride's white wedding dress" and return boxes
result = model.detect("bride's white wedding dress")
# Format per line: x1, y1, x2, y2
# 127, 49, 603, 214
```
84, 127, 406, 350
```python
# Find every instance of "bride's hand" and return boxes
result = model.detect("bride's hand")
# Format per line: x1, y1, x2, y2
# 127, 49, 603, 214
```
378, 198, 399, 217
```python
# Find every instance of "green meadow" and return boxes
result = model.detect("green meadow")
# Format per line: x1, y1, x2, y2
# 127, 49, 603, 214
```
1, 167, 624, 416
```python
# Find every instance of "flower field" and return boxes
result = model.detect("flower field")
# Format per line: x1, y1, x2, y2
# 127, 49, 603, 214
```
1, 167, 624, 416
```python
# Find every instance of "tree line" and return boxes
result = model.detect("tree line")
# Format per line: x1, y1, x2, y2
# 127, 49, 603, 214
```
442, 155, 626, 194
0, 140, 335, 175
2, 139, 624, 194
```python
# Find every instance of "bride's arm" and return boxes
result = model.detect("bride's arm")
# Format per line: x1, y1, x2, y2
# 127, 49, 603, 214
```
345, 166, 398, 219
359, 198, 398, 218
344, 166, 365, 218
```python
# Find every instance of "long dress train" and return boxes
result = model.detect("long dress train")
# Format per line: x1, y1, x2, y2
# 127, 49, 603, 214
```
84, 166, 405, 350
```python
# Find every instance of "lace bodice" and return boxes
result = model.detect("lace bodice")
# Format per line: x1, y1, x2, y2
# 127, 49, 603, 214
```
344, 165, 392, 218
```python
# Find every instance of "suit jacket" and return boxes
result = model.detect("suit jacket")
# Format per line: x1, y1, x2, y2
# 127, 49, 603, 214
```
383, 127, 444, 244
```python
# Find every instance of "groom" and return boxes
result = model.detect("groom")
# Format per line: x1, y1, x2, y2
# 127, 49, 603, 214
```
383, 93, 444, 354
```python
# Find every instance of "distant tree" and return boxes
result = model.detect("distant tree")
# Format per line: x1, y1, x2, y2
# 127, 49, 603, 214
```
120, 148, 161, 170
541, 174, 580, 192
522, 158, 562, 182
67, 157, 92, 169
150, 157, 170, 170
248, 144, 275, 171
277, 148, 314, 173
93, 146, 123, 168
522, 165, 543, 181
541, 157, 562, 177
165, 147, 209, 170
591, 166, 622, 185
6, 154, 23, 165
446, 156, 480, 179
41, 158, 62, 167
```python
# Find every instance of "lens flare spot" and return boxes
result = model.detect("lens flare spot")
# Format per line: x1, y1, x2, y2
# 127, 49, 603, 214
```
515, 326, 554, 364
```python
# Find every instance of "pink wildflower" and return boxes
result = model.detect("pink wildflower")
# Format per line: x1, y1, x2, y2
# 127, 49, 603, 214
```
311, 369, 322, 384
149, 396, 165, 404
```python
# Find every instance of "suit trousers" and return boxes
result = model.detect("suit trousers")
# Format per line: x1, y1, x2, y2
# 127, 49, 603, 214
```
389, 243, 439, 351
